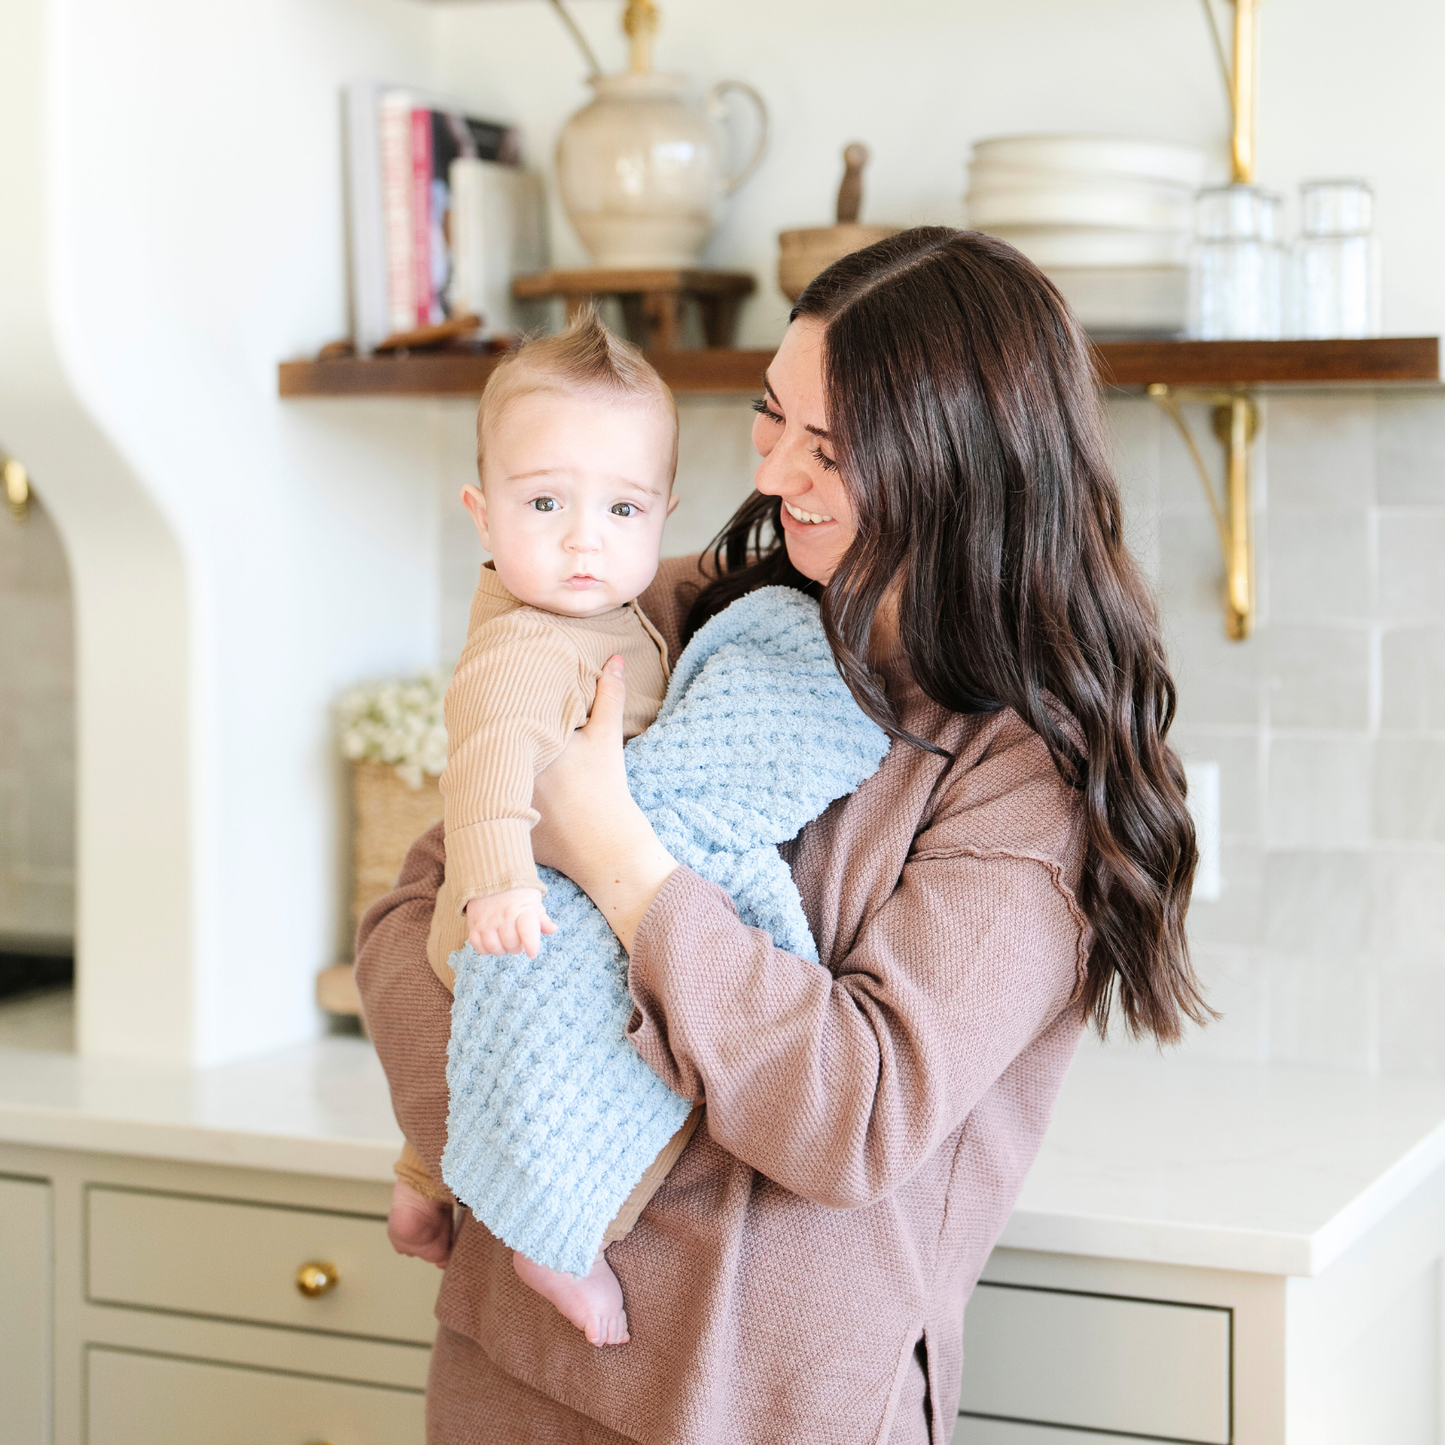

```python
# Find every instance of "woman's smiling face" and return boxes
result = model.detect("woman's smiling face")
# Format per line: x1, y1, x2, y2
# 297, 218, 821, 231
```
751, 318, 856, 585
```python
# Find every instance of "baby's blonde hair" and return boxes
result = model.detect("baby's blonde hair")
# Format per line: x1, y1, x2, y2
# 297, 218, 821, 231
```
475, 306, 679, 483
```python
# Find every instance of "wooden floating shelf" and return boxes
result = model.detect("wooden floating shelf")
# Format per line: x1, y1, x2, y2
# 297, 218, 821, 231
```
278, 337, 1441, 400
1094, 336, 1440, 388
278, 348, 775, 398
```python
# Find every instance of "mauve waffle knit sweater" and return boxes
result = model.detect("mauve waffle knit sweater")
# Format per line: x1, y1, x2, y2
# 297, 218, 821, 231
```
356, 557, 1089, 1445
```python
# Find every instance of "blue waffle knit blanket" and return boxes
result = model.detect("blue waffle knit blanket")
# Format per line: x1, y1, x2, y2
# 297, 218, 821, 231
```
441, 586, 891, 1276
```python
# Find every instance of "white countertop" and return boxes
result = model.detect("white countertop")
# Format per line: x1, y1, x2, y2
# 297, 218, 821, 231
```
0, 1036, 403, 1183
1002, 1044, 1445, 1277
1, 1035, 1443, 1278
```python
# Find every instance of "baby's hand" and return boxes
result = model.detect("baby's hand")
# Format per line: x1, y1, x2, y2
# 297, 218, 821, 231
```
466, 888, 557, 958
387, 1179, 453, 1268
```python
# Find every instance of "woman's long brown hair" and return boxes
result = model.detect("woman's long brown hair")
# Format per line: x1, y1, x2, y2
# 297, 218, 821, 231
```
685, 227, 1209, 1044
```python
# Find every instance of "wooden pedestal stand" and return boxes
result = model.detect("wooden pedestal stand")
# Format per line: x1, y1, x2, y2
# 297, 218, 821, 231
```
512, 268, 755, 351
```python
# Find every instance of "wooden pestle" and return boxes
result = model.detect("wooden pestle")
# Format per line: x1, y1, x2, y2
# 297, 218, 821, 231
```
778, 141, 895, 302
836, 143, 869, 225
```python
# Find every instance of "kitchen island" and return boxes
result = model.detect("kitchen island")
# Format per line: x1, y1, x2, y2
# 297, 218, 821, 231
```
1, 1033, 1442, 1444
0, 1035, 433, 1445
962, 1045, 1445, 1445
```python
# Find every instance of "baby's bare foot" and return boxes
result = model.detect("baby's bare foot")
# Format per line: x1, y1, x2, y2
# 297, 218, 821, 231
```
513, 1248, 630, 1346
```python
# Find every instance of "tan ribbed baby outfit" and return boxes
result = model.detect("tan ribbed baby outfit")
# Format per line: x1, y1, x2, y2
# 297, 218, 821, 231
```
396, 565, 701, 1239
424, 565, 670, 985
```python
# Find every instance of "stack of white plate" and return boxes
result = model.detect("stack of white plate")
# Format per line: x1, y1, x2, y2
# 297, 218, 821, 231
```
965, 135, 1208, 336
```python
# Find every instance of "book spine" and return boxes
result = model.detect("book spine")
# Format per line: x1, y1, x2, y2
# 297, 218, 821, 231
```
344, 82, 388, 355
379, 93, 415, 335
411, 108, 434, 327
446, 157, 478, 323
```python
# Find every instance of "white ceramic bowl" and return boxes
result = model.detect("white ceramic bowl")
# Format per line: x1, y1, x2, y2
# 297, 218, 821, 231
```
967, 162, 1195, 200
969, 134, 1207, 189
981, 225, 1191, 269
966, 184, 1193, 232
1043, 265, 1189, 336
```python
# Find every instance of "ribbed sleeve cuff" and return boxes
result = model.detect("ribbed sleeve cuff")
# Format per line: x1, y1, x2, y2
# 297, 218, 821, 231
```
446, 819, 545, 905
393, 1138, 453, 1203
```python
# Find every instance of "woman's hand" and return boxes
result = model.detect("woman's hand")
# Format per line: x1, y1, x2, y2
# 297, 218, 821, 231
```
531, 656, 679, 953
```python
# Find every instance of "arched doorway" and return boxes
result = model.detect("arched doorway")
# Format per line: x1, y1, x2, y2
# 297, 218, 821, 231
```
0, 484, 75, 1049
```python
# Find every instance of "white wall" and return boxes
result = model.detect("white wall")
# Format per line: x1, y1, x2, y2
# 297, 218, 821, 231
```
61, 0, 451, 1063
435, 0, 1445, 345
1, 0, 454, 1062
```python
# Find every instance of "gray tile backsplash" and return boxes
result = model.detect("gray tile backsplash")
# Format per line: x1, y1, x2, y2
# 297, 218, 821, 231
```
1266, 508, 1373, 621
1379, 960, 1445, 1073
1265, 624, 1372, 730
1381, 626, 1445, 729
1262, 851, 1374, 953
1376, 392, 1445, 505
1263, 393, 1377, 508
1265, 737, 1374, 847
1266, 953, 1379, 1071
1377, 511, 1445, 619
1373, 738, 1445, 842
1110, 387, 1445, 1074
0, 492, 74, 945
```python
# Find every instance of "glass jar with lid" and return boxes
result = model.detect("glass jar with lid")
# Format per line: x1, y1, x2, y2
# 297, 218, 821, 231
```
1188, 184, 1285, 339
1292, 179, 1380, 338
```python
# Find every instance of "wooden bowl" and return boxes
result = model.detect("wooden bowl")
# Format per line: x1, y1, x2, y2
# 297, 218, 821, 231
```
777, 223, 900, 302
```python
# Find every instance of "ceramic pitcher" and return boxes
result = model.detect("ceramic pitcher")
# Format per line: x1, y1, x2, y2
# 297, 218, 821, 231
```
556, 72, 768, 268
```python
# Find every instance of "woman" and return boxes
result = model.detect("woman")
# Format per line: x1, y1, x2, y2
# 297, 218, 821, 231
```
356, 227, 1206, 1445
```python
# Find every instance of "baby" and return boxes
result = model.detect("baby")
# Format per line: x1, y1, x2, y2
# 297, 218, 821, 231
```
387, 309, 695, 1347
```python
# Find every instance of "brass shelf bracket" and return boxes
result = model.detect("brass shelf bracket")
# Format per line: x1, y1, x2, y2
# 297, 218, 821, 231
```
1199, 0, 1262, 184
3, 454, 30, 523
1148, 383, 1259, 640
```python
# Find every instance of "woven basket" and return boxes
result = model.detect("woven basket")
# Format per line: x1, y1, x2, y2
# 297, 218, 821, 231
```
351, 760, 444, 936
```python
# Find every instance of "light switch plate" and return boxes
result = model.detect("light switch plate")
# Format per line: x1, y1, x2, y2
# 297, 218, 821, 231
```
1184, 760, 1221, 902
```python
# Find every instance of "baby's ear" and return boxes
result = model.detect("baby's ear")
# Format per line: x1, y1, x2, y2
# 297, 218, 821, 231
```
461, 484, 490, 548
666, 492, 681, 517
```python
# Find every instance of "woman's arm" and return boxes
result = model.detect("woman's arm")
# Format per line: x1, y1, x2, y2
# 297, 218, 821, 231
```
626, 841, 1083, 1210
353, 823, 453, 1190
536, 663, 1086, 1210
530, 656, 679, 953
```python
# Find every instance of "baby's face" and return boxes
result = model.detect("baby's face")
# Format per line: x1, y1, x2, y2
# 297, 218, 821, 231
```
466, 390, 677, 617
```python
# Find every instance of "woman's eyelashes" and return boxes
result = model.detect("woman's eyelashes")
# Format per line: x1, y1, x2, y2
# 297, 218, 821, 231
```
754, 396, 836, 472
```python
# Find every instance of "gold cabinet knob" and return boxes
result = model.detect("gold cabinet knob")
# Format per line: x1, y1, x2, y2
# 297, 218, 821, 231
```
295, 1261, 339, 1298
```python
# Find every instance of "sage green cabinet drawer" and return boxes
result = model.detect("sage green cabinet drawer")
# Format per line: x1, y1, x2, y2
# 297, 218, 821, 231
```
0, 1175, 51, 1445
86, 1186, 440, 1345
959, 1283, 1231, 1445
87, 1346, 425, 1445
953, 1418, 1177, 1444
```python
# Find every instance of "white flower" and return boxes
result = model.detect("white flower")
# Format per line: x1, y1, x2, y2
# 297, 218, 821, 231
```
335, 668, 451, 789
